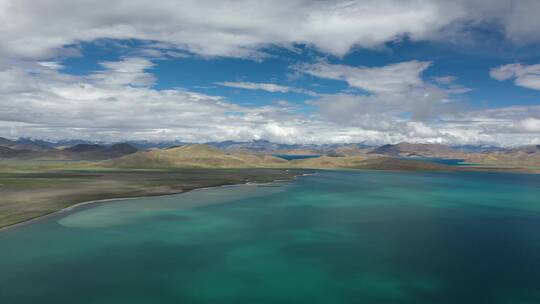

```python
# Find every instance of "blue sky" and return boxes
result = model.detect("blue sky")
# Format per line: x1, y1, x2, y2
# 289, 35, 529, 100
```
1, 0, 540, 146
61, 38, 540, 109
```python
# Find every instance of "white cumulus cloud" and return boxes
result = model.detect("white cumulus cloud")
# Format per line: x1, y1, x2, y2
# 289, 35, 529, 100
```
490, 63, 540, 90
299, 60, 431, 93
299, 61, 468, 121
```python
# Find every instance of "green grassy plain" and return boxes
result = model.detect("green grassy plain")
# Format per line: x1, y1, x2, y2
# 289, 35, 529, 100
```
0, 160, 303, 229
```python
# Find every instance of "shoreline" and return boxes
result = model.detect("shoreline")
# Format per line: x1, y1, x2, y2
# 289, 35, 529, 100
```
0, 171, 309, 233
4, 167, 534, 233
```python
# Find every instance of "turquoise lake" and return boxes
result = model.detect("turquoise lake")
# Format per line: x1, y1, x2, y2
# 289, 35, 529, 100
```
1, 170, 540, 303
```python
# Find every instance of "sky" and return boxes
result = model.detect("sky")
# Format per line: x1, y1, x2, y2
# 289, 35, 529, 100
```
1, 0, 540, 146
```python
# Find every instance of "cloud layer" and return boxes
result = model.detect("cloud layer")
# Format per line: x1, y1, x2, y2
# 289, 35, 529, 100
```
0, 56, 538, 146
1, 1, 540, 146
2, 0, 540, 60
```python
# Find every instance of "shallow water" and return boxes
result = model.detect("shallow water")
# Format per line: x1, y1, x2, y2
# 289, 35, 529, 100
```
1, 170, 540, 303
399, 157, 466, 166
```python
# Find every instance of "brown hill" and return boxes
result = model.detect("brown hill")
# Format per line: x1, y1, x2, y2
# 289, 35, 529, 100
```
464, 147, 540, 168
370, 142, 456, 157
289, 155, 371, 168
290, 155, 455, 171
329, 144, 373, 157
61, 143, 138, 160
0, 146, 36, 158
103, 144, 461, 172
104, 144, 288, 168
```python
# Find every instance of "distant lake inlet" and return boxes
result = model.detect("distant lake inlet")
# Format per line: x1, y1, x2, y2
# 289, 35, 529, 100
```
273, 154, 322, 160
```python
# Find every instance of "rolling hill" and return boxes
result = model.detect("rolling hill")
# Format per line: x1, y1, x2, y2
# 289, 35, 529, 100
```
370, 142, 459, 157
62, 143, 138, 160
104, 144, 289, 168
104, 144, 457, 172
289, 154, 456, 171
464, 145, 540, 169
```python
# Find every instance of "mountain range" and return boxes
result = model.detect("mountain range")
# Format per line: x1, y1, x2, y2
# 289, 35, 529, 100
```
1, 137, 539, 172
0, 137, 138, 160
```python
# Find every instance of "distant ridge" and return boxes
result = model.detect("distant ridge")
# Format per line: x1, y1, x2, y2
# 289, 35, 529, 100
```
0, 137, 53, 152
370, 142, 456, 157
64, 144, 107, 153
60, 143, 138, 160
0, 139, 138, 160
